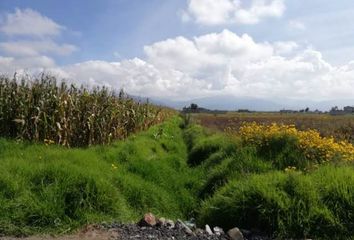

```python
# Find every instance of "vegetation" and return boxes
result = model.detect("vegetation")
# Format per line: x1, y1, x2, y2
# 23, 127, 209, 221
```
194, 112, 354, 144
199, 166, 354, 239
0, 83, 353, 238
0, 74, 173, 147
0, 117, 198, 236
183, 119, 354, 239
237, 122, 354, 166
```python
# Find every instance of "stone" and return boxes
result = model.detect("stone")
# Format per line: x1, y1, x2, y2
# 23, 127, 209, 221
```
184, 218, 196, 230
176, 219, 194, 235
138, 213, 157, 227
205, 224, 213, 235
227, 227, 244, 240
213, 226, 224, 236
195, 228, 204, 235
157, 217, 166, 227
166, 219, 175, 229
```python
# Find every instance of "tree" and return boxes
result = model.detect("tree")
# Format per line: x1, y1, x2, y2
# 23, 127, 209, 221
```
190, 103, 198, 110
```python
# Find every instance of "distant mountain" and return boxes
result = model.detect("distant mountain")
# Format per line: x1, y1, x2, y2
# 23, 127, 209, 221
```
150, 95, 354, 112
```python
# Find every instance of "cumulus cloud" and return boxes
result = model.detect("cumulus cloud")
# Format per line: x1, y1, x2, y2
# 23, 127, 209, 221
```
0, 40, 77, 57
0, 8, 77, 71
274, 41, 299, 55
144, 30, 274, 90
0, 55, 55, 73
0, 8, 64, 37
1, 29, 353, 101
182, 0, 286, 25
40, 30, 352, 101
56, 58, 208, 99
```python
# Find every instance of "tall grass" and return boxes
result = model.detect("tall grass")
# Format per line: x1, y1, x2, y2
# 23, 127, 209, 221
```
0, 117, 199, 236
0, 74, 173, 147
198, 166, 354, 239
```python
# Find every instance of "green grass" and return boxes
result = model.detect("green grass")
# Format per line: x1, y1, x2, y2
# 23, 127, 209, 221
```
0, 117, 199, 236
0, 118, 353, 239
198, 166, 354, 239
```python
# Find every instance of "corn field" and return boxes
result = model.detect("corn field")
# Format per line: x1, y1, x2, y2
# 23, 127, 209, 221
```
0, 74, 174, 147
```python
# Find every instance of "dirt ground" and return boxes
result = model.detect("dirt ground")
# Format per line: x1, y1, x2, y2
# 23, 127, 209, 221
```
0, 225, 119, 240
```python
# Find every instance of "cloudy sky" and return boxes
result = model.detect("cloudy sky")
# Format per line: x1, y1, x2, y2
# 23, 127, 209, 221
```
0, 0, 354, 102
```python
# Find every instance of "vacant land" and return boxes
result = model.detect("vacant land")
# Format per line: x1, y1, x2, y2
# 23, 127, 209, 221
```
194, 112, 354, 143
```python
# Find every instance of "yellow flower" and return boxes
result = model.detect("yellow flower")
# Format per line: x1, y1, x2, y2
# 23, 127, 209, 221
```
238, 122, 354, 163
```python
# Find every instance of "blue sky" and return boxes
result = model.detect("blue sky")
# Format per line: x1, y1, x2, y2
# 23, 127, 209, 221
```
0, 0, 354, 102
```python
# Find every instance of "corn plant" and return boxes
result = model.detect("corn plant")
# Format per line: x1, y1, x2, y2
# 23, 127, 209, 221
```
0, 73, 174, 147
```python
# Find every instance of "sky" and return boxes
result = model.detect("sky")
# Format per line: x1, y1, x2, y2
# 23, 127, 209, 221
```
0, 0, 354, 102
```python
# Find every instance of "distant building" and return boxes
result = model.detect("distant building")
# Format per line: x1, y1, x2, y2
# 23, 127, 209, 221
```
182, 104, 227, 114
330, 106, 354, 115
344, 106, 354, 113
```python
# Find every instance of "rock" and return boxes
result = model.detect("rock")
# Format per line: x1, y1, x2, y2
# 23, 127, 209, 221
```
213, 226, 224, 236
184, 218, 196, 230
227, 227, 244, 240
166, 219, 175, 229
176, 219, 194, 235
157, 217, 166, 226
138, 213, 157, 227
195, 228, 204, 235
205, 224, 213, 235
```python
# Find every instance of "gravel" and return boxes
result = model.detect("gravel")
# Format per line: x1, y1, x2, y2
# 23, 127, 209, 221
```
101, 222, 271, 240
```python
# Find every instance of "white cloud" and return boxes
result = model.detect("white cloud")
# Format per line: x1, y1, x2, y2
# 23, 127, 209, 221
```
274, 41, 299, 55
144, 29, 274, 90
0, 8, 77, 71
184, 0, 236, 25
182, 0, 286, 25
1, 29, 353, 102
0, 55, 55, 73
55, 58, 207, 99
0, 40, 77, 57
0, 8, 64, 37
234, 0, 286, 24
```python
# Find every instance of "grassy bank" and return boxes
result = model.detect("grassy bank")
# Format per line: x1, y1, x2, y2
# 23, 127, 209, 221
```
183, 122, 354, 239
0, 116, 353, 239
0, 117, 198, 236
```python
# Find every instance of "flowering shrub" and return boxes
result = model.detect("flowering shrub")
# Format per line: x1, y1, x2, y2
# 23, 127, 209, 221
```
237, 122, 354, 164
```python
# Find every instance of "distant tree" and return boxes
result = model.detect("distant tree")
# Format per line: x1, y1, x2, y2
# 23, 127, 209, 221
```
331, 106, 339, 111
305, 107, 309, 112
190, 103, 198, 110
